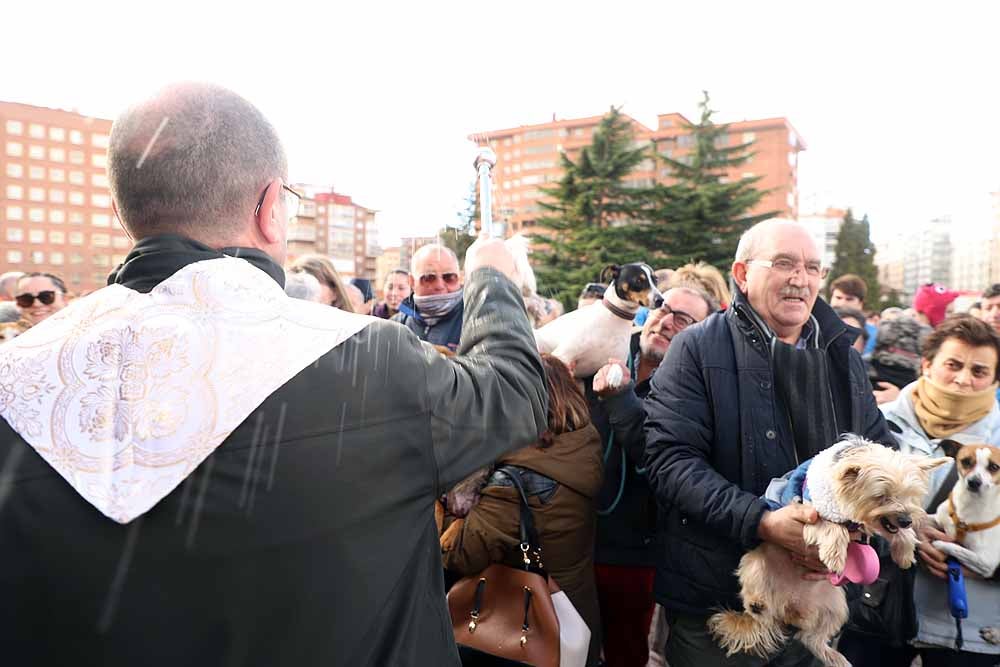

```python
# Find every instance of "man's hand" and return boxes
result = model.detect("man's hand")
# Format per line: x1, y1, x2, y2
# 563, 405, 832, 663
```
593, 358, 631, 396
758, 504, 828, 577
464, 237, 519, 288
873, 382, 901, 405
917, 523, 952, 579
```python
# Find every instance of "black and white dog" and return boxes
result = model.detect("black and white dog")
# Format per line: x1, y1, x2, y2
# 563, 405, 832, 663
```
535, 263, 661, 383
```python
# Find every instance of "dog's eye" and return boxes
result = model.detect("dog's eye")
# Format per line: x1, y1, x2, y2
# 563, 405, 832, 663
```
961, 457, 975, 468
989, 462, 1000, 474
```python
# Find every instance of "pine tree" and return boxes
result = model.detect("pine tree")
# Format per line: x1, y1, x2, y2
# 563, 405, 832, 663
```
829, 210, 882, 305
641, 91, 776, 272
531, 107, 653, 309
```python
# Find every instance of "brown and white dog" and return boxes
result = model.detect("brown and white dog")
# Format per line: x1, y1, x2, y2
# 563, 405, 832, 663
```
933, 440, 1000, 580
535, 263, 660, 381
709, 435, 948, 667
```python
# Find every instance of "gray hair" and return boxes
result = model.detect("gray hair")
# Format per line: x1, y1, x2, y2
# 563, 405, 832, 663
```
667, 285, 720, 317
410, 244, 458, 274
284, 270, 323, 302
734, 219, 813, 264
108, 82, 287, 242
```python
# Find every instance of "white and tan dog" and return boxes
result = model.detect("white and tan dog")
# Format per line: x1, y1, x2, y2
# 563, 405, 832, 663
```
709, 435, 948, 667
933, 440, 1000, 579
535, 263, 660, 382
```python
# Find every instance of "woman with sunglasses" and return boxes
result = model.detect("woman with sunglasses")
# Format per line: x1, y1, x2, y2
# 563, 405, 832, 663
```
14, 272, 68, 328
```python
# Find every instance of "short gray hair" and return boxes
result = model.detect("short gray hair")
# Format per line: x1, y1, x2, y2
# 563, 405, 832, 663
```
734, 219, 812, 264
108, 82, 287, 242
667, 285, 719, 317
284, 271, 323, 302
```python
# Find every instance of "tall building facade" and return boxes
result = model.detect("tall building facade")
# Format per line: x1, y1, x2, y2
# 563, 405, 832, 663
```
470, 111, 805, 236
0, 101, 126, 292
798, 207, 848, 271
286, 185, 380, 279
902, 217, 953, 302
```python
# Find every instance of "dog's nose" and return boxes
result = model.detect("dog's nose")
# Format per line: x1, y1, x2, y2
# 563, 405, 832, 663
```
968, 477, 983, 492
652, 294, 664, 309
895, 514, 912, 529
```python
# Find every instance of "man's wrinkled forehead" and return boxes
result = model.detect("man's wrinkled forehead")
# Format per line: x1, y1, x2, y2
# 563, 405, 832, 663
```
760, 227, 821, 264
414, 248, 458, 273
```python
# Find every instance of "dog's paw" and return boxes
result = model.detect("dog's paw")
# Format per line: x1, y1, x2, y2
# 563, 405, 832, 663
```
890, 534, 917, 569
606, 364, 624, 388
440, 518, 464, 552
931, 540, 958, 556
981, 627, 1000, 645
818, 542, 847, 574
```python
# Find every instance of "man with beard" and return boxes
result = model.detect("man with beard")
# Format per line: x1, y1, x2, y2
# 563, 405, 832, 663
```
587, 286, 715, 667
393, 244, 464, 352
643, 219, 894, 666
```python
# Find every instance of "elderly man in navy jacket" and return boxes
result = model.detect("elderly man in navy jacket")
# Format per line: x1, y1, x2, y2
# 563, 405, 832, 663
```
643, 219, 893, 667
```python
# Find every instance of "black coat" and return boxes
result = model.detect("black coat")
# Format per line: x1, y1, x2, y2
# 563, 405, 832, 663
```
392, 294, 464, 353
0, 237, 547, 667
642, 290, 893, 614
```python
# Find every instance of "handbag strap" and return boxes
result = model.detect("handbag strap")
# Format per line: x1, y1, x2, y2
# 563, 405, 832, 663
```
495, 465, 542, 562
926, 460, 958, 513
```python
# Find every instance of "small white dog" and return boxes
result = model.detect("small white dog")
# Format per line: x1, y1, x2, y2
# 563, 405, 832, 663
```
534, 263, 660, 382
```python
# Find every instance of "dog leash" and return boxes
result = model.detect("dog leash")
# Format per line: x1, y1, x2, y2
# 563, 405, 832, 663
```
597, 352, 640, 517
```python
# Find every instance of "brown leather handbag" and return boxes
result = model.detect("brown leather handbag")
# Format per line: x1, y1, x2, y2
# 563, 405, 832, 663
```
447, 468, 561, 667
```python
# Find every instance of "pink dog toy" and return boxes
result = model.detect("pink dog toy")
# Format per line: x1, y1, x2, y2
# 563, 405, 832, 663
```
829, 541, 880, 586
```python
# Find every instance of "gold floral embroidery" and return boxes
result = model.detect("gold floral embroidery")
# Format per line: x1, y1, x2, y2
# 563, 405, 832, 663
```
0, 350, 57, 438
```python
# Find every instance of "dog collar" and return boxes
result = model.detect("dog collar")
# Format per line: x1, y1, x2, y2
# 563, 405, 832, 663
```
948, 492, 1000, 543
602, 297, 635, 321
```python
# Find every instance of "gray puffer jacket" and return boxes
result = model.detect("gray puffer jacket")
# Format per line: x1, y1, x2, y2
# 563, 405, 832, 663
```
881, 383, 1000, 655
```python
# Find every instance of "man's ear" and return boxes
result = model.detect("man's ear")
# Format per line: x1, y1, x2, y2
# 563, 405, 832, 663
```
732, 261, 748, 292
255, 178, 283, 244
600, 264, 622, 284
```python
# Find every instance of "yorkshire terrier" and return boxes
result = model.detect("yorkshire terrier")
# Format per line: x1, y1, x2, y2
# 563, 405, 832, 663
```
709, 434, 949, 667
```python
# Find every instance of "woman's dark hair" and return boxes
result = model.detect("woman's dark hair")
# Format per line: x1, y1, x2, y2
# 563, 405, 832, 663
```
539, 354, 591, 447
17, 272, 68, 294
922, 315, 1000, 382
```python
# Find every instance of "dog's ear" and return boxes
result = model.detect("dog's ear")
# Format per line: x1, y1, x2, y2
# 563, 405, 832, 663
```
917, 456, 953, 473
939, 439, 963, 459
837, 464, 861, 486
600, 264, 622, 284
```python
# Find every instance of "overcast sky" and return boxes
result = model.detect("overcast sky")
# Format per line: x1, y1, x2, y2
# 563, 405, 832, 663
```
3, 1, 998, 246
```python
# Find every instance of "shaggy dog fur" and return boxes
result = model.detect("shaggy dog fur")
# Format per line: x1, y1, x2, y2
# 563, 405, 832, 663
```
709, 435, 949, 667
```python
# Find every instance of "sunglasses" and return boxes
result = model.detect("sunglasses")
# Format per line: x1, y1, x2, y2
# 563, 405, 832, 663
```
418, 272, 460, 286
16, 291, 58, 308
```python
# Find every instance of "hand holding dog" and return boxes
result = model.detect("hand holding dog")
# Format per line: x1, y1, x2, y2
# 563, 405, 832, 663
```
758, 504, 829, 577
917, 523, 953, 579
593, 358, 631, 396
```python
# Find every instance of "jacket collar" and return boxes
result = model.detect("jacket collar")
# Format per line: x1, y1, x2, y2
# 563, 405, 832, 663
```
108, 234, 285, 294
728, 288, 850, 351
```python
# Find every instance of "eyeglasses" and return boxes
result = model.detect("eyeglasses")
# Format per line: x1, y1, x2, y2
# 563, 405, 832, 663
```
16, 291, 58, 308
418, 272, 460, 287
254, 182, 302, 219
748, 258, 829, 279
656, 304, 696, 329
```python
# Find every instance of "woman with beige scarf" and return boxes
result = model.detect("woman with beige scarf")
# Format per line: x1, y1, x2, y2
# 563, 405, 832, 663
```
869, 315, 1000, 667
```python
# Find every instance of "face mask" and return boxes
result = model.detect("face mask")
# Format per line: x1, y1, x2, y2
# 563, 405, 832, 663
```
413, 289, 463, 326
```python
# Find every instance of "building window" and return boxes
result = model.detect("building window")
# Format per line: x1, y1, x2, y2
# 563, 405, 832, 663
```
91, 213, 111, 227
69, 253, 83, 265
69, 191, 85, 206
112, 236, 131, 249
49, 230, 65, 244
6, 250, 22, 263
7, 205, 23, 220
6, 141, 23, 157
6, 120, 23, 135
29, 165, 45, 180
91, 173, 108, 188
29, 229, 45, 244
92, 254, 111, 267
50, 251, 64, 265
6, 228, 23, 242
50, 209, 65, 223
49, 167, 65, 182
6, 184, 23, 199
49, 127, 66, 141
29, 145, 44, 159
29, 187, 45, 202
28, 124, 45, 139
788, 152, 797, 167
49, 147, 66, 162
68, 211, 84, 224
91, 194, 111, 208
91, 153, 107, 168
69, 150, 85, 165
5, 163, 23, 178
787, 192, 795, 208
69, 232, 84, 245
91, 134, 109, 148
31, 251, 45, 265
29, 208, 45, 222
742, 131, 756, 143
92, 233, 111, 247
69, 170, 84, 184
49, 189, 66, 203
69, 129, 83, 145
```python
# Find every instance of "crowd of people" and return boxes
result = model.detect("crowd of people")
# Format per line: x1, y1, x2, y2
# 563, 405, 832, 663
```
1, 82, 998, 667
